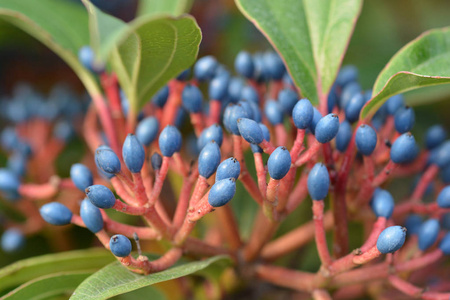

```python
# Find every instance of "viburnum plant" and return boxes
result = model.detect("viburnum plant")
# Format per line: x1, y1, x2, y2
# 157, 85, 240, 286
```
1, 0, 450, 299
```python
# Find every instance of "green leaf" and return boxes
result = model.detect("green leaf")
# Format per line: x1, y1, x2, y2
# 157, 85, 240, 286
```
137, 0, 194, 17
80, 0, 201, 113
361, 27, 450, 120
71, 255, 230, 300
0, 249, 114, 293
81, 0, 127, 61
235, 0, 362, 105
0, 0, 101, 96
110, 15, 201, 113
2, 271, 93, 300
112, 285, 165, 300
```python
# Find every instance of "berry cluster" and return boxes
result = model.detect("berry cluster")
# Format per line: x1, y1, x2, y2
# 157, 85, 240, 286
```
0, 83, 86, 252
1, 48, 450, 299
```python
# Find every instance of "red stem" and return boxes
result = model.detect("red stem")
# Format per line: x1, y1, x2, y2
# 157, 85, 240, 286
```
313, 200, 332, 267
91, 93, 121, 156
208, 100, 221, 126
360, 217, 386, 252
275, 124, 287, 146
149, 156, 171, 205
409, 164, 439, 202
294, 140, 322, 167
190, 112, 205, 137
372, 160, 397, 187
388, 275, 423, 298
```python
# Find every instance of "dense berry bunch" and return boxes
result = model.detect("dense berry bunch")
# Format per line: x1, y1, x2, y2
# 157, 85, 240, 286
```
1, 49, 449, 300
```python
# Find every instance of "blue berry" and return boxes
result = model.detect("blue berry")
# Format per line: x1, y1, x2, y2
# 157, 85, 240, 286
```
344, 93, 365, 123
0, 168, 20, 197
339, 82, 361, 109
152, 85, 169, 108
213, 64, 230, 78
315, 114, 340, 144
442, 213, 450, 230
376, 226, 406, 254
252, 52, 269, 83
223, 104, 249, 136
439, 233, 450, 255
40, 202, 73, 225
234, 51, 254, 78
159, 126, 182, 157
241, 86, 259, 103
78, 46, 95, 71
176, 69, 190, 81
94, 145, 115, 179
70, 164, 94, 192
136, 117, 159, 146
308, 107, 323, 135
151, 152, 163, 171
182, 84, 203, 113
335, 120, 352, 152
248, 101, 262, 123
394, 106, 415, 133
197, 124, 223, 151
1, 127, 19, 151
209, 73, 229, 101
250, 124, 270, 153
80, 198, 104, 233
110, 234, 132, 257
278, 89, 297, 116
267, 147, 291, 180
433, 141, 450, 168
327, 84, 338, 113
335, 65, 358, 87
390, 133, 419, 164
7, 152, 27, 178
53, 120, 75, 143
1, 228, 25, 253
386, 94, 405, 115
208, 178, 236, 207
122, 134, 145, 173
418, 219, 440, 251
175, 107, 187, 128
198, 141, 221, 179
263, 51, 285, 80
95, 147, 121, 175
425, 125, 447, 150
237, 118, 264, 144
441, 165, 450, 183
437, 186, 450, 208
85, 185, 116, 209
216, 157, 241, 182
292, 99, 314, 129
307, 163, 330, 200
364, 89, 373, 102
194, 56, 217, 82
227, 77, 244, 103
16, 142, 32, 158
404, 214, 422, 236
237, 100, 254, 120
371, 188, 394, 219
355, 124, 377, 156
264, 100, 284, 125
283, 72, 294, 86
371, 115, 385, 131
